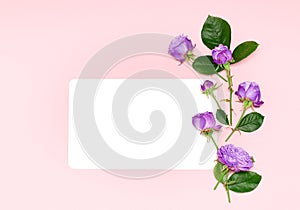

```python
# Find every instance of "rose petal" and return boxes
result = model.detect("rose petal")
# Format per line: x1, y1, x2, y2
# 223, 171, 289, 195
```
235, 86, 246, 99
214, 124, 222, 131
202, 112, 216, 129
192, 113, 206, 130
253, 100, 264, 107
203, 80, 214, 90
200, 85, 206, 92
245, 83, 260, 101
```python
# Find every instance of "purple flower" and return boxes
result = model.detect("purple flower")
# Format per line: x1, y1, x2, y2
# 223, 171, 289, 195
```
168, 35, 195, 64
217, 144, 253, 172
235, 81, 264, 108
200, 80, 214, 92
192, 111, 221, 134
212, 44, 232, 65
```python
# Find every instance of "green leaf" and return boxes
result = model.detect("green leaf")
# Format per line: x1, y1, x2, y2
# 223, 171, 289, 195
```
201, 15, 231, 50
192, 56, 218, 75
228, 171, 262, 193
214, 162, 228, 183
216, 109, 229, 125
237, 112, 264, 132
232, 41, 259, 63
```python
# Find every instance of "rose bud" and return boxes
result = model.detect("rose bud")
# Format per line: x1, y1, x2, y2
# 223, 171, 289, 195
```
217, 144, 254, 172
235, 81, 264, 108
212, 44, 233, 65
192, 111, 221, 136
200, 80, 214, 93
168, 35, 196, 64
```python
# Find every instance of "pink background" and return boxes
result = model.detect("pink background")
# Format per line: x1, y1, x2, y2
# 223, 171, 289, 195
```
1, 0, 299, 209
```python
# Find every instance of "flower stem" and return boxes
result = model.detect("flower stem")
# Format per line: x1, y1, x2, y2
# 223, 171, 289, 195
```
225, 183, 231, 203
229, 92, 233, 125
210, 135, 219, 150
213, 168, 228, 190
225, 66, 233, 125
211, 93, 221, 110
225, 108, 247, 142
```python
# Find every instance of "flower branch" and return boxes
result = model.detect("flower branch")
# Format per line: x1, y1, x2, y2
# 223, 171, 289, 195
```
168, 15, 264, 203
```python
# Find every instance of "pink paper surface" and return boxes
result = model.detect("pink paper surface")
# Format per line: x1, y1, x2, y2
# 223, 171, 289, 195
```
0, 0, 299, 209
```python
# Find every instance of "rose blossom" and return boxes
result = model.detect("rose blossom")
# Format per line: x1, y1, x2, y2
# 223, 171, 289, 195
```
168, 35, 195, 64
217, 144, 253, 172
235, 81, 264, 108
212, 44, 232, 65
192, 111, 221, 133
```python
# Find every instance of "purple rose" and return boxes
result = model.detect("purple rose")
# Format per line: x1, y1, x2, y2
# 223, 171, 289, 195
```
200, 80, 214, 92
212, 44, 232, 65
168, 35, 195, 64
192, 111, 221, 133
217, 144, 253, 172
235, 81, 264, 108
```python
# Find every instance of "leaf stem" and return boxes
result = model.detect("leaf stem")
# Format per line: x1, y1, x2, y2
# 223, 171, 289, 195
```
216, 72, 228, 82
225, 108, 247, 142
210, 93, 221, 110
213, 180, 221, 190
215, 66, 228, 82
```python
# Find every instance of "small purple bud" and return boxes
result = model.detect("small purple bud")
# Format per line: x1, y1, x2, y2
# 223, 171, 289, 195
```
217, 144, 254, 172
168, 35, 195, 64
235, 81, 264, 108
200, 80, 214, 92
212, 44, 232, 65
192, 111, 221, 133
